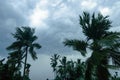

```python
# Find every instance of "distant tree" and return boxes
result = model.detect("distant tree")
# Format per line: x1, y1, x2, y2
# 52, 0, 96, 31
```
50, 54, 60, 77
7, 26, 41, 79
58, 56, 67, 80
63, 12, 120, 80
0, 57, 23, 80
50, 55, 86, 80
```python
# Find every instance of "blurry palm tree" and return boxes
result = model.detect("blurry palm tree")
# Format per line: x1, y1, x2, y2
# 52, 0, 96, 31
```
66, 59, 86, 80
59, 56, 67, 80
50, 54, 60, 78
7, 26, 41, 78
0, 57, 23, 80
63, 12, 120, 80
50, 55, 86, 80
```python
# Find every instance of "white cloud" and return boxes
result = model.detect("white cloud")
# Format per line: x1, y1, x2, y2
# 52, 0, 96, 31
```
29, 1, 49, 30
109, 1, 120, 26
53, 3, 68, 19
52, 3, 76, 20
81, 0, 97, 10
38, 0, 48, 8
99, 7, 111, 16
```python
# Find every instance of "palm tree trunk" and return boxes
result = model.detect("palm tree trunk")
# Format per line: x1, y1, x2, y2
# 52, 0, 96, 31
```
23, 47, 28, 77
85, 64, 92, 80
96, 65, 109, 80
17, 48, 21, 69
96, 58, 110, 80
85, 58, 93, 80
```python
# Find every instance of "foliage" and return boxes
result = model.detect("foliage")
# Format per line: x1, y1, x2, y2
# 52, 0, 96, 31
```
50, 54, 86, 80
63, 12, 120, 80
0, 57, 23, 80
0, 26, 41, 80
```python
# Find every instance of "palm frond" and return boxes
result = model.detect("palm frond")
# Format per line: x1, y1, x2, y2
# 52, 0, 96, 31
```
31, 36, 38, 42
12, 27, 24, 40
6, 41, 23, 50
98, 33, 120, 48
106, 65, 120, 69
63, 39, 88, 56
110, 53, 120, 66
79, 12, 112, 40
29, 46, 38, 60
33, 43, 42, 49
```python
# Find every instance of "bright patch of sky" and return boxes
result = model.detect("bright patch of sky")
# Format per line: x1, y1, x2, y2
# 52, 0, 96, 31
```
29, 0, 49, 30
81, 0, 97, 10
99, 7, 111, 16
1, 0, 120, 80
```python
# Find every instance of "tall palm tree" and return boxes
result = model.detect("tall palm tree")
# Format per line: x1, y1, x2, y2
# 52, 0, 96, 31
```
63, 12, 120, 80
7, 26, 41, 77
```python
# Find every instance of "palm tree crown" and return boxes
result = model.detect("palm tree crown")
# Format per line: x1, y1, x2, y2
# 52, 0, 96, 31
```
63, 12, 120, 80
7, 26, 41, 78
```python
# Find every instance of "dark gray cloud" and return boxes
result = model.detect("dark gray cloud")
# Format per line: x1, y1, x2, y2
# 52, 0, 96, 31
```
34, 0, 120, 56
0, 1, 25, 55
0, 0, 119, 57
1, 0, 120, 80
0, 0, 39, 56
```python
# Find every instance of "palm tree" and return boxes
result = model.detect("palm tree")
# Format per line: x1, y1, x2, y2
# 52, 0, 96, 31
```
66, 59, 86, 80
7, 26, 41, 78
50, 54, 60, 78
74, 59, 86, 79
51, 55, 86, 80
59, 56, 67, 80
0, 57, 23, 80
63, 12, 120, 80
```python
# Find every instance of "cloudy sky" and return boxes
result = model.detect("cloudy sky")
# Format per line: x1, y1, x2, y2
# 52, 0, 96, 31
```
0, 0, 120, 80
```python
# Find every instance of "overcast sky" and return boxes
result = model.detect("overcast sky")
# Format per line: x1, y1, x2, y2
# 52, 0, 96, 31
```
0, 0, 120, 80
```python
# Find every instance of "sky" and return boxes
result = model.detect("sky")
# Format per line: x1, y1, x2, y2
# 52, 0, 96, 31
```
0, 0, 120, 80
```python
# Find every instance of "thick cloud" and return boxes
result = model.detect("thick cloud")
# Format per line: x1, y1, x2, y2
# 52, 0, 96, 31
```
0, 0, 26, 55
0, 0, 38, 56
1, 0, 120, 80
1, 0, 120, 56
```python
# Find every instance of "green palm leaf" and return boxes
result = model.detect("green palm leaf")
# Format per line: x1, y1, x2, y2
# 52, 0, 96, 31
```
6, 41, 23, 50
7, 26, 41, 77
32, 43, 41, 49
63, 39, 88, 56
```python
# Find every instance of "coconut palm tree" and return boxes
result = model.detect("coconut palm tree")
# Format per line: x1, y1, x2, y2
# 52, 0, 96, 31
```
74, 59, 86, 79
59, 56, 67, 80
63, 12, 120, 80
50, 54, 60, 78
7, 26, 41, 78
66, 59, 86, 80
0, 56, 23, 80
51, 55, 86, 80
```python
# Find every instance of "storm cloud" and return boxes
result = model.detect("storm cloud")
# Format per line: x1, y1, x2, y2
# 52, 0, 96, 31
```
0, 0, 120, 80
